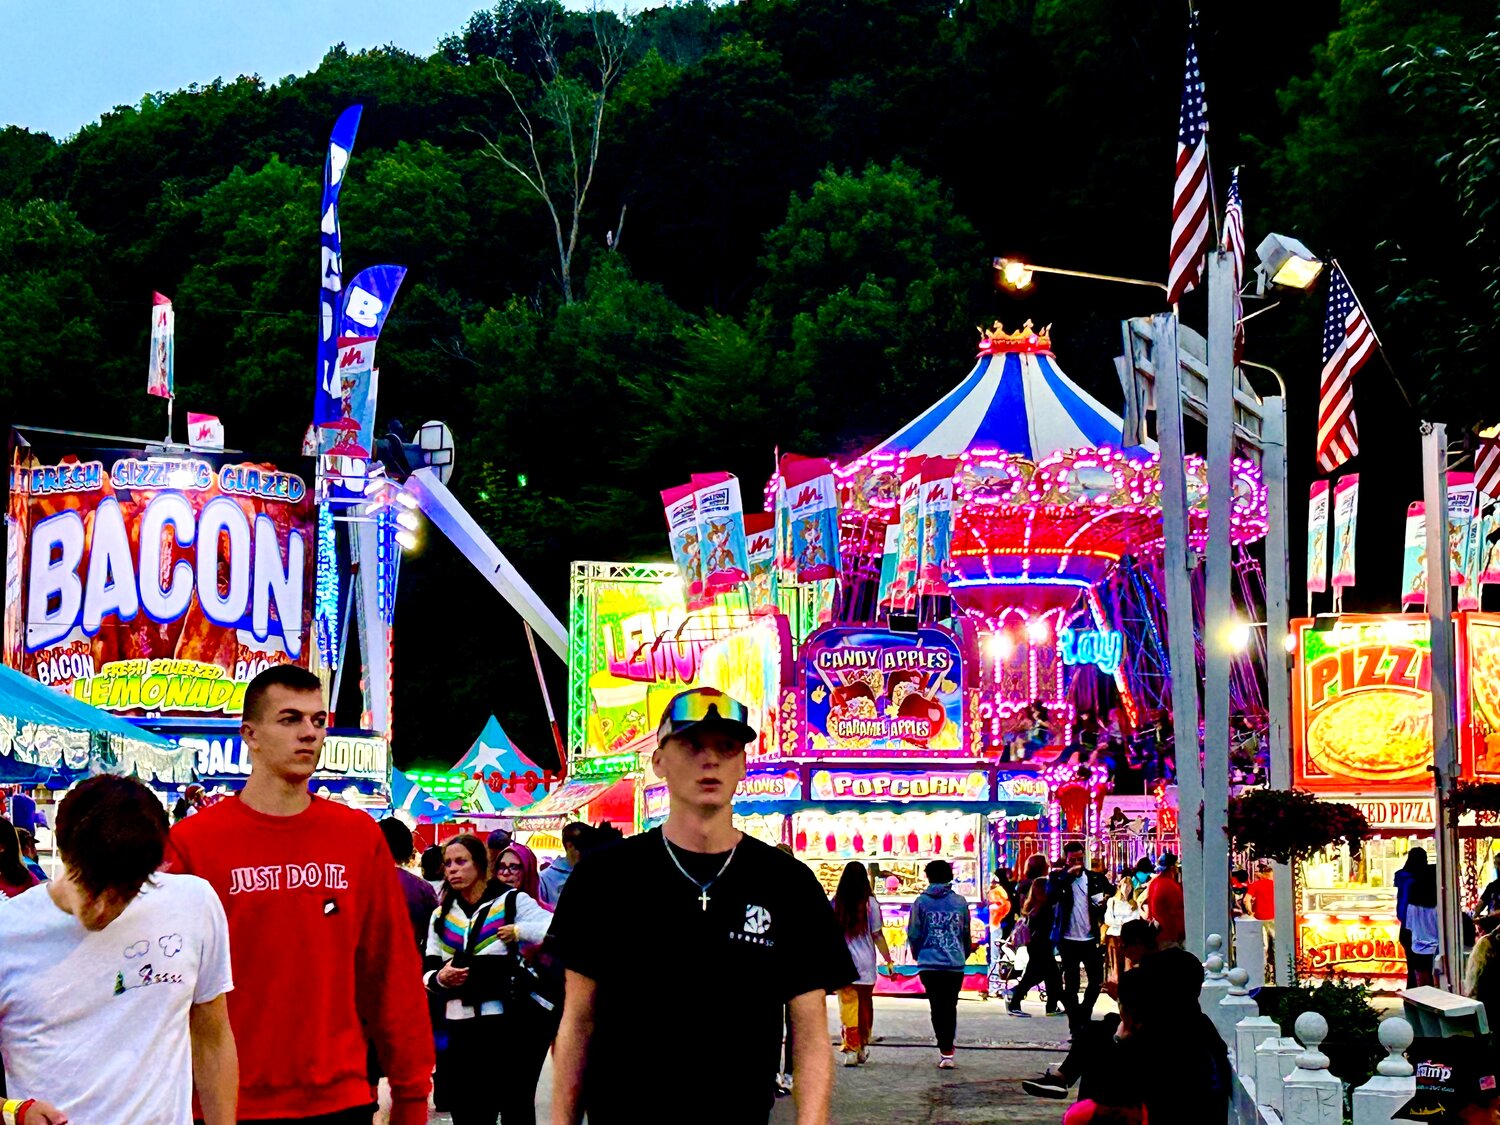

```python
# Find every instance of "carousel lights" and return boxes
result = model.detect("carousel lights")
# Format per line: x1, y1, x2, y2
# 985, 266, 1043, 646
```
989, 633, 1016, 662
1025, 618, 1052, 644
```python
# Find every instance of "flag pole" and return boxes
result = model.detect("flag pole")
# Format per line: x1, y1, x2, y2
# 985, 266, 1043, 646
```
1332, 258, 1414, 411
166, 394, 174, 445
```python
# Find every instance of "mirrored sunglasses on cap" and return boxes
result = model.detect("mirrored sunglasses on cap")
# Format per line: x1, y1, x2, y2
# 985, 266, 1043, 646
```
656, 687, 756, 746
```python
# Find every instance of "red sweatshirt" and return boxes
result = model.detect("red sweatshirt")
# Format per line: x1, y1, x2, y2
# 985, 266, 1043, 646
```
169, 796, 434, 1121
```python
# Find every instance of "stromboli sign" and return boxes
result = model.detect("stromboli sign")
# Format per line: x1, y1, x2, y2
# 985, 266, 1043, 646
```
4, 431, 315, 718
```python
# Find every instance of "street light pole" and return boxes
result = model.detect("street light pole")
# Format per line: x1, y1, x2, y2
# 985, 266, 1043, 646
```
1422, 423, 1465, 990
1242, 359, 1294, 985
1152, 311, 1206, 953
994, 258, 1171, 295
1202, 249, 1236, 953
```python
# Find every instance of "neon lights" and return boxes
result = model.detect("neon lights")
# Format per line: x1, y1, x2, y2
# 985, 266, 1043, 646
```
1058, 627, 1123, 675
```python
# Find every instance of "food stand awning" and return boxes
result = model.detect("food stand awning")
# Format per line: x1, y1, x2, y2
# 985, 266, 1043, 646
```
0, 662, 192, 784
514, 778, 632, 827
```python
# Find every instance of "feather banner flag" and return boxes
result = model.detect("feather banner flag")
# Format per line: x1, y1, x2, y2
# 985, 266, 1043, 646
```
186, 413, 223, 451
916, 456, 958, 596
1307, 481, 1330, 597
661, 482, 707, 607
691, 472, 751, 593
1330, 475, 1359, 590
780, 454, 841, 583
147, 292, 174, 398
314, 106, 363, 427
322, 264, 406, 458
744, 512, 776, 609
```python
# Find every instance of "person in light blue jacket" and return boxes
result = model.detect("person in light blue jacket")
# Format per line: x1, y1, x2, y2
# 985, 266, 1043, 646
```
906, 859, 973, 1068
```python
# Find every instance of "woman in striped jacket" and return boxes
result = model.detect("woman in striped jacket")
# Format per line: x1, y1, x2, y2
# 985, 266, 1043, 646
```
425, 834, 552, 1124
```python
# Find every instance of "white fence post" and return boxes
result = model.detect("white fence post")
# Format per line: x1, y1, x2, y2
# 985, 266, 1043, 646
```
1218, 966, 1261, 1059
1351, 1017, 1416, 1125
1202, 933, 1230, 1019
1255, 1033, 1302, 1116
1234, 916, 1267, 990
1236, 1012, 1281, 1081
1282, 1012, 1343, 1125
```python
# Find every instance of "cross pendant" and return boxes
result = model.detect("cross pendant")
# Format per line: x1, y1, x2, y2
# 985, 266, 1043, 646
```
699, 889, 711, 911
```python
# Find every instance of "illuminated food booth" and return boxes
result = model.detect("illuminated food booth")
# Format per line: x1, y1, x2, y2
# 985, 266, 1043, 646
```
1291, 613, 1500, 985
562, 325, 1273, 996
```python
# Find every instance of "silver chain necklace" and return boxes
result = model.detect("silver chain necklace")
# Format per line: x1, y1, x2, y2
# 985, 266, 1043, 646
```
662, 831, 739, 911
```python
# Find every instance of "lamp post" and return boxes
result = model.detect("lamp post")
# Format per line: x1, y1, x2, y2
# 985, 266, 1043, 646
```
1241, 359, 1294, 985
1422, 423, 1465, 991
1202, 248, 1238, 955
994, 258, 1170, 296
995, 256, 1204, 947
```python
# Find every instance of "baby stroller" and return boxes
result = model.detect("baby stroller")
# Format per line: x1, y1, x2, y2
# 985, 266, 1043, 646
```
985, 933, 1049, 1003
987, 933, 1052, 1005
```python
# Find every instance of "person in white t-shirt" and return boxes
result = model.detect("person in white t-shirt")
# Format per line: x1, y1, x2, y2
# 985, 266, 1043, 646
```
0, 775, 237, 1124
831, 862, 895, 1067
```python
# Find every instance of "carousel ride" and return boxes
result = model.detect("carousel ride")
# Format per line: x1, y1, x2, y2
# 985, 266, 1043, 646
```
769, 321, 1272, 842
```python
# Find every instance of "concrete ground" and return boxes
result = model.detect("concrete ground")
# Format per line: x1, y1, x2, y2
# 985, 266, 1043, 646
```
417, 990, 1099, 1124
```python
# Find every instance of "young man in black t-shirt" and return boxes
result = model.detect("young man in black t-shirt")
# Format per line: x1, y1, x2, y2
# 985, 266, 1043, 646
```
549, 687, 855, 1125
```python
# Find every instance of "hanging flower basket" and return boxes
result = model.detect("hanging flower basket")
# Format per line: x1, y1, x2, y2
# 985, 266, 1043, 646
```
1448, 781, 1500, 821
1227, 789, 1369, 865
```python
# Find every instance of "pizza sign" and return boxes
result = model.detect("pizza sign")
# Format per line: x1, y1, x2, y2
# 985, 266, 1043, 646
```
1292, 617, 1434, 791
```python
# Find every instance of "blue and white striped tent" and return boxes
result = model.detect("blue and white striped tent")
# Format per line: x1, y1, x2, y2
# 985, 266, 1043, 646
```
869, 339, 1156, 461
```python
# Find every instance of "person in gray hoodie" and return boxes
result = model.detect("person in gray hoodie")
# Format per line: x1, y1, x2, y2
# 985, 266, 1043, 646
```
906, 859, 974, 1068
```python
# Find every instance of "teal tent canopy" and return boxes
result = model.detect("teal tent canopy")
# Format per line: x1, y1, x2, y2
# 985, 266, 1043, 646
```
0, 662, 192, 784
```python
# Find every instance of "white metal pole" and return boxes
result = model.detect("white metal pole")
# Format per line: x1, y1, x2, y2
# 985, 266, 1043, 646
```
1202, 248, 1235, 952
1262, 394, 1295, 984
1422, 423, 1463, 990
1152, 310, 1205, 952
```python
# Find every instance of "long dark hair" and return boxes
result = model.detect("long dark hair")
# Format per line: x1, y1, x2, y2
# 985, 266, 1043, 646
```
0, 815, 29, 885
437, 833, 496, 916
1408, 868, 1439, 908
832, 861, 873, 938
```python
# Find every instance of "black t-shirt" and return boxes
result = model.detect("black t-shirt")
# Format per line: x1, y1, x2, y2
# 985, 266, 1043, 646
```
549, 827, 856, 1124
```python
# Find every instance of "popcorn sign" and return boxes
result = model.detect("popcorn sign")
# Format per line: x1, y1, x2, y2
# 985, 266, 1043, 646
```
5, 431, 315, 717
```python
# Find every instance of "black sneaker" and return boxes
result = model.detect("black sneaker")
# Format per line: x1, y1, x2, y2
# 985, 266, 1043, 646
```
1006, 1004, 1031, 1017
1022, 1077, 1070, 1099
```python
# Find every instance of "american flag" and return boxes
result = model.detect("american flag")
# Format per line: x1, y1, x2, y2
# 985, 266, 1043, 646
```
1222, 169, 1245, 362
1168, 22, 1211, 305
1317, 264, 1376, 472
1476, 435, 1500, 499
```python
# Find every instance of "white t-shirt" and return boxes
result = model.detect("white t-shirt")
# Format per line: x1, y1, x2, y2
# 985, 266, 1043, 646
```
1064, 873, 1092, 941
0, 873, 233, 1124
843, 898, 885, 986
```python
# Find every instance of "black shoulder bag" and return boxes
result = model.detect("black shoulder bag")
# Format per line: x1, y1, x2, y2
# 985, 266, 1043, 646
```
502, 890, 565, 1017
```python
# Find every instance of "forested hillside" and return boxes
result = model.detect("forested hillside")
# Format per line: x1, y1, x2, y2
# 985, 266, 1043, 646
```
1, 0, 1494, 765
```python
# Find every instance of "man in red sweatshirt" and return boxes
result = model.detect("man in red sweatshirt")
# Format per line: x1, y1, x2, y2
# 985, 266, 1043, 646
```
171, 665, 433, 1124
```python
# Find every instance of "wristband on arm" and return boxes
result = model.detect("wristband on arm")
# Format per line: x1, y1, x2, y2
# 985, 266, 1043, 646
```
2, 1099, 36, 1125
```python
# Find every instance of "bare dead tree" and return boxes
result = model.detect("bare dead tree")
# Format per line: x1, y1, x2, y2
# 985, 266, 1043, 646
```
473, 3, 632, 304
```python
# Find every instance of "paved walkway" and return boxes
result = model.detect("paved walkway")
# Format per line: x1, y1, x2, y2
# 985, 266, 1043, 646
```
417, 991, 1098, 1123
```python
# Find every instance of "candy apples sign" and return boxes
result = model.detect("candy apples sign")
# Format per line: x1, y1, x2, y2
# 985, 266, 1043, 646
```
4, 431, 315, 718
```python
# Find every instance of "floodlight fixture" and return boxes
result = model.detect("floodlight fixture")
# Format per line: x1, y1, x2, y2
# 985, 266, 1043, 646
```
1254, 233, 1323, 293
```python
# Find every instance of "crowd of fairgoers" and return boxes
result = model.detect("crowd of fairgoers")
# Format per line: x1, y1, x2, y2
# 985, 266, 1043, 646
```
3, 675, 1499, 1125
